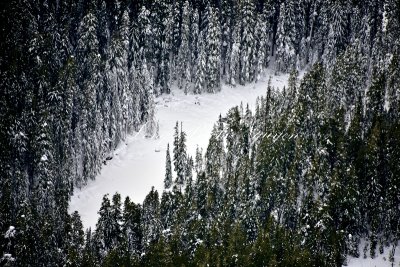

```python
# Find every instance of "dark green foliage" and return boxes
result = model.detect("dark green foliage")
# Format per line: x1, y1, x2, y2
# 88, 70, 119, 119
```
87, 61, 398, 267
164, 143, 173, 189
1, 0, 400, 265
141, 187, 161, 250
173, 122, 188, 190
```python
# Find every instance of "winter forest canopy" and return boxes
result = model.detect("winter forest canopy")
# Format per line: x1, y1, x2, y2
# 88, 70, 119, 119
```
0, 0, 400, 266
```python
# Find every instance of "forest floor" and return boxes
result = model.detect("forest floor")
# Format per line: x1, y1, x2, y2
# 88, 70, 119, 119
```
69, 68, 399, 267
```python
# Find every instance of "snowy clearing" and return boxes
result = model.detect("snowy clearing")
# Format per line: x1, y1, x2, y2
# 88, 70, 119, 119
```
69, 67, 400, 267
346, 239, 400, 267
69, 68, 289, 230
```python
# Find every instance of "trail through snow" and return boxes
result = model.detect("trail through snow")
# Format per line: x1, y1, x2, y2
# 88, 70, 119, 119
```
69, 69, 289, 230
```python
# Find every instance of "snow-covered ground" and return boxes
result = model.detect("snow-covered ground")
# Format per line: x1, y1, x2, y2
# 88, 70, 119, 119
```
347, 254, 400, 267
69, 69, 290, 230
69, 68, 399, 266
346, 240, 400, 267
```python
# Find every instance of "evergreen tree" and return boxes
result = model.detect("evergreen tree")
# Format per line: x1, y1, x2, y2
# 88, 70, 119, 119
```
154, 0, 172, 94
176, 1, 191, 93
94, 194, 114, 258
160, 191, 176, 234
141, 187, 161, 250
329, 44, 365, 122
238, 0, 256, 84
205, 122, 225, 218
205, 5, 221, 93
323, 1, 350, 67
75, 2, 102, 185
194, 29, 206, 94
172, 122, 188, 190
176, 124, 188, 190
227, 24, 240, 86
275, 0, 303, 72
164, 143, 173, 190
220, 0, 234, 78
66, 211, 85, 266
2, 1, 400, 265
110, 193, 124, 249
194, 146, 204, 175
195, 171, 208, 220
122, 196, 142, 258
142, 57, 156, 138
254, 11, 269, 82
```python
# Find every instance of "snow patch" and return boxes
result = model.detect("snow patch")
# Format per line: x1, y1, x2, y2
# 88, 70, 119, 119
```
5, 226, 15, 238
346, 240, 400, 267
69, 69, 291, 230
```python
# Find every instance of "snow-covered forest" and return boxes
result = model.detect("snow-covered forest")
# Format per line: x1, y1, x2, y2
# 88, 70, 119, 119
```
0, 0, 399, 266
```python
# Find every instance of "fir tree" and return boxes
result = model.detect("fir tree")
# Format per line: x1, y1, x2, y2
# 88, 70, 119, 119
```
176, 123, 188, 190
275, 0, 302, 72
176, 1, 191, 93
204, 5, 221, 93
164, 143, 173, 190
141, 187, 161, 250
238, 0, 256, 84
122, 196, 142, 258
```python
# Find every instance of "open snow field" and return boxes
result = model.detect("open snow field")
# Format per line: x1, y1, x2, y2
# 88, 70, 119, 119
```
347, 253, 400, 267
345, 239, 400, 267
69, 69, 290, 230
69, 69, 399, 267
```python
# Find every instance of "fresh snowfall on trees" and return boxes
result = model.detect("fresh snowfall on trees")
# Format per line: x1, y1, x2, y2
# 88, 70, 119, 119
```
1, 0, 400, 266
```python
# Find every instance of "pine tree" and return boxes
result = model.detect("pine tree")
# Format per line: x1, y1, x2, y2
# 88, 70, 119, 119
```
14, 202, 41, 266
227, 24, 240, 86
205, 123, 225, 218
176, 123, 188, 190
110, 193, 123, 249
164, 143, 173, 190
138, 5, 152, 59
154, 0, 172, 94
119, 10, 132, 136
238, 0, 256, 84
194, 29, 206, 94
195, 171, 208, 219
142, 57, 156, 138
185, 156, 194, 196
323, 1, 350, 67
384, 0, 400, 54
66, 211, 85, 266
141, 187, 161, 250
194, 146, 204, 175
122, 196, 142, 258
81, 228, 97, 266
176, 1, 191, 93
94, 194, 114, 258
254, 11, 268, 82
189, 9, 200, 86
275, 0, 303, 72
75, 2, 102, 184
220, 0, 234, 78
329, 44, 365, 122
385, 54, 400, 242
205, 5, 221, 93
105, 17, 131, 151
160, 191, 175, 233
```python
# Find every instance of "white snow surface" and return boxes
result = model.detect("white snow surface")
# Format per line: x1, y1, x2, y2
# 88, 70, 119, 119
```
68, 68, 400, 267
69, 69, 290, 230
346, 240, 400, 267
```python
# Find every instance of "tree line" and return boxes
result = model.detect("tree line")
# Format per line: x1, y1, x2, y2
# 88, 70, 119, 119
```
1, 0, 399, 265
